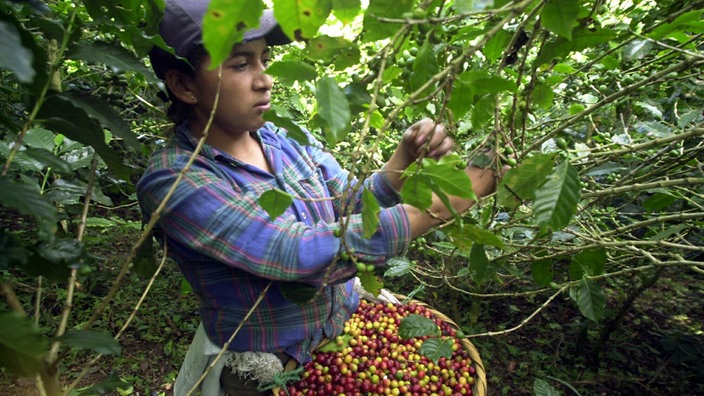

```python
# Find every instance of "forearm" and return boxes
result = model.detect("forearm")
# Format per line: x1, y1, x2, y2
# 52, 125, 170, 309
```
404, 165, 497, 238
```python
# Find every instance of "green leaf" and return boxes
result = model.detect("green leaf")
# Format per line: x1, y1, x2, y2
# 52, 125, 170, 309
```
384, 257, 412, 277
531, 259, 554, 287
497, 152, 557, 209
315, 77, 351, 145
540, 0, 579, 40
534, 27, 616, 66
361, 0, 413, 42
23, 148, 72, 174
464, 224, 505, 249
263, 109, 310, 146
361, 188, 381, 239
37, 95, 130, 181
259, 189, 294, 219
0, 231, 29, 270
469, 244, 493, 285
568, 248, 606, 280
399, 314, 439, 339
68, 42, 158, 83
534, 378, 561, 396
0, 177, 57, 240
0, 19, 34, 83
78, 372, 131, 396
471, 93, 495, 129
332, 0, 361, 24
357, 270, 383, 296
306, 36, 360, 69
423, 156, 475, 199
418, 338, 454, 364
0, 311, 47, 377
533, 160, 581, 232
483, 29, 511, 61
202, 0, 265, 68
133, 234, 157, 278
649, 10, 704, 40
22, 128, 56, 151
400, 173, 433, 210
274, 0, 332, 40
447, 79, 475, 119
410, 41, 439, 97
56, 331, 121, 355
569, 278, 605, 322
531, 83, 554, 110
266, 60, 318, 85
60, 92, 140, 151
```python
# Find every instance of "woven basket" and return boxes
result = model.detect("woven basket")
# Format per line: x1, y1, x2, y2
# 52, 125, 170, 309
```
274, 293, 487, 396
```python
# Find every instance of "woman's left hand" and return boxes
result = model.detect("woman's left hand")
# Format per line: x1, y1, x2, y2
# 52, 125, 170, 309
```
401, 118, 454, 161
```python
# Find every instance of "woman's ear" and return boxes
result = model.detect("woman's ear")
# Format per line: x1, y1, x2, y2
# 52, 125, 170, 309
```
164, 69, 198, 104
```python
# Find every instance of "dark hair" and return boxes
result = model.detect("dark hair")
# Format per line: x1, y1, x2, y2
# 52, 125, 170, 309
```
149, 45, 209, 125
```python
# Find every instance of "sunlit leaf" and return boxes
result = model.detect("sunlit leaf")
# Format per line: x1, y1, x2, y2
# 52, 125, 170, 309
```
400, 174, 433, 211
274, 0, 332, 40
331, 0, 361, 24
540, 0, 579, 40
410, 41, 439, 97
203, 0, 265, 68
259, 189, 294, 219
361, 0, 413, 42
357, 270, 383, 296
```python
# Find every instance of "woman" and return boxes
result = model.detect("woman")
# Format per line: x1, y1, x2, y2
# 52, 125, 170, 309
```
137, 1, 499, 394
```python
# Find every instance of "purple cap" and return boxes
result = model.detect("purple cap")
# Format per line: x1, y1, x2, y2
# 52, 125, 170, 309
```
160, 0, 290, 58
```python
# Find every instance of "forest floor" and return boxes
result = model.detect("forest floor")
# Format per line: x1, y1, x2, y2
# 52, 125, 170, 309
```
1, 221, 703, 396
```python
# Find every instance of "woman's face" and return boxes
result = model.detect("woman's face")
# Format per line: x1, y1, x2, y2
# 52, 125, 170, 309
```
189, 38, 273, 137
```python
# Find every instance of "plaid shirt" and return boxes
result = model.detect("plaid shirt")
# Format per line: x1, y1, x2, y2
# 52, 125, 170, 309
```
137, 122, 410, 363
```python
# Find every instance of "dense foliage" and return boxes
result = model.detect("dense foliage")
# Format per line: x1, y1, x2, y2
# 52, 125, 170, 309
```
0, 0, 702, 395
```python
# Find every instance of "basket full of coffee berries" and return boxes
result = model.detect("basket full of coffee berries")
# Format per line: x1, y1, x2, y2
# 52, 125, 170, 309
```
275, 297, 487, 396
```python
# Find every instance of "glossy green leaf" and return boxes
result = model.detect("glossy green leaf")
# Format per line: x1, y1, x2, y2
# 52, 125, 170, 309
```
534, 378, 561, 396
569, 278, 605, 322
531, 259, 554, 287
422, 156, 475, 199
24, 148, 73, 174
534, 160, 581, 231
469, 243, 492, 284
532, 83, 554, 110
399, 314, 439, 339
418, 337, 453, 364
483, 29, 511, 61
464, 224, 505, 249
0, 177, 57, 240
267, 60, 318, 85
259, 189, 294, 219
0, 311, 47, 377
411, 41, 439, 97
203, 0, 265, 68
540, 0, 579, 40
400, 174, 433, 211
60, 92, 140, 151
497, 152, 557, 209
362, 0, 413, 42
306, 36, 360, 69
331, 0, 361, 23
263, 108, 310, 146
316, 77, 351, 145
384, 257, 412, 277
357, 269, 383, 296
23, 128, 56, 151
361, 188, 381, 239
56, 330, 121, 355
0, 19, 34, 83
37, 95, 130, 181
568, 248, 606, 280
68, 42, 158, 82
273, 0, 332, 40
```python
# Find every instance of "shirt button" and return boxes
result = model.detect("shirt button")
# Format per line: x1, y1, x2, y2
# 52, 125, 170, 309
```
301, 212, 307, 220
